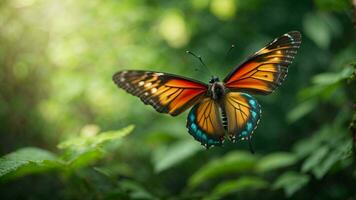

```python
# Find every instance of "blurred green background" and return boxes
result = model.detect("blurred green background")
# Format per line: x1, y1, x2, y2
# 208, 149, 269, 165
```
0, 0, 355, 199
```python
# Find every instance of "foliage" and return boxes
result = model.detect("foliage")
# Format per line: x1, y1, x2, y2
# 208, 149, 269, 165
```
0, 0, 355, 199
0, 147, 61, 181
273, 171, 309, 197
0, 125, 133, 182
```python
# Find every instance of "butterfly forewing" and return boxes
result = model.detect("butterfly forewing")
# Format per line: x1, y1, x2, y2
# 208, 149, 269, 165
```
224, 31, 302, 95
113, 70, 208, 116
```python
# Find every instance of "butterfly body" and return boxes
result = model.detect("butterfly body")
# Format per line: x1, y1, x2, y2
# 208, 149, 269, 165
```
113, 31, 301, 150
208, 80, 226, 100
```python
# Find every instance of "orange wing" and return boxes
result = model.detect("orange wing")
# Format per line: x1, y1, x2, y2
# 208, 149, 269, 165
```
186, 98, 225, 148
223, 92, 261, 141
224, 31, 302, 95
113, 70, 208, 116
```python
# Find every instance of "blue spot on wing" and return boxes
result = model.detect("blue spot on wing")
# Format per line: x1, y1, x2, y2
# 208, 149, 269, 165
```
246, 122, 252, 131
236, 93, 261, 140
190, 123, 197, 132
251, 111, 257, 119
249, 99, 256, 107
189, 114, 195, 121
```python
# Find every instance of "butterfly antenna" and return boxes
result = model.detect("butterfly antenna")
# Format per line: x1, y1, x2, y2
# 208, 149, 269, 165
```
186, 51, 213, 76
224, 44, 235, 60
248, 139, 255, 154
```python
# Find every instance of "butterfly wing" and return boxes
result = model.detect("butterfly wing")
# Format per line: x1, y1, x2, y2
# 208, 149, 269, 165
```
113, 70, 208, 116
186, 98, 225, 148
224, 31, 302, 95
223, 92, 261, 141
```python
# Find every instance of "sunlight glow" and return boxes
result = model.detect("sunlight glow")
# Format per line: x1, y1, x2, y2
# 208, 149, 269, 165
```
158, 11, 190, 48
210, 0, 237, 20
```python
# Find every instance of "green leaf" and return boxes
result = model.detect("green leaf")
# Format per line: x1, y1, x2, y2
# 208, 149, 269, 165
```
94, 163, 134, 178
273, 171, 309, 197
312, 68, 353, 86
299, 84, 341, 102
303, 13, 332, 49
296, 67, 353, 102
287, 100, 317, 123
58, 125, 134, 150
0, 147, 62, 181
152, 139, 202, 173
256, 152, 298, 173
311, 140, 352, 179
312, 73, 342, 86
312, 150, 339, 179
119, 180, 158, 200
188, 151, 258, 188
206, 176, 268, 200
293, 125, 335, 159
0, 125, 134, 181
301, 146, 329, 173
293, 135, 321, 159
65, 148, 105, 169
58, 125, 134, 169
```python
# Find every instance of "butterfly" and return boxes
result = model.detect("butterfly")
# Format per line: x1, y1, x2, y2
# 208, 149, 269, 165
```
113, 31, 301, 152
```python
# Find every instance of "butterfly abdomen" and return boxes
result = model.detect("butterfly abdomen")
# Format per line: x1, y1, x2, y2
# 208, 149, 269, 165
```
221, 110, 228, 131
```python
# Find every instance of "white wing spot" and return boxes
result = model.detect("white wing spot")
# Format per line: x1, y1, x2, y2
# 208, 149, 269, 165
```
144, 92, 149, 96
151, 88, 157, 93
120, 78, 125, 82
284, 33, 294, 41
145, 82, 152, 87
139, 81, 144, 86
155, 73, 164, 76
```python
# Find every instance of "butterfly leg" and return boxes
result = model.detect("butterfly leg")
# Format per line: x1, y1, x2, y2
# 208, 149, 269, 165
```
248, 138, 255, 154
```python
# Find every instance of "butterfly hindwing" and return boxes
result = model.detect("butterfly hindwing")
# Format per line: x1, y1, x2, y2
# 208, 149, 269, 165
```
187, 98, 225, 148
224, 31, 302, 95
223, 92, 261, 141
113, 70, 208, 116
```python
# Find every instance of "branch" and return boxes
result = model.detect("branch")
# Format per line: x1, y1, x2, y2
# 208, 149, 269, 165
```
352, 0, 356, 29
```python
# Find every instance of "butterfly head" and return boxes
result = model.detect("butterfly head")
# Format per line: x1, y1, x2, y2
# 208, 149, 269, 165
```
209, 76, 220, 84
209, 78, 226, 100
